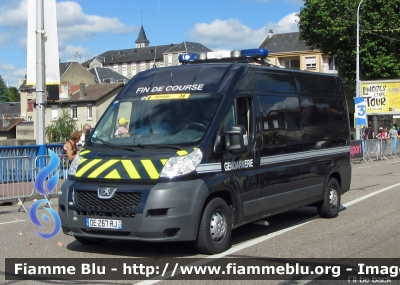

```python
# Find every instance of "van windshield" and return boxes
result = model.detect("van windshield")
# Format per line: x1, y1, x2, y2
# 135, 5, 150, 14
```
88, 94, 221, 147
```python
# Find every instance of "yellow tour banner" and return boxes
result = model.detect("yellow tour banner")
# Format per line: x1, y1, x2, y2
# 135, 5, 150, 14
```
362, 81, 400, 114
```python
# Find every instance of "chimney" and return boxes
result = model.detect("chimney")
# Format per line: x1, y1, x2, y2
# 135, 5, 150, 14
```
268, 29, 274, 38
79, 82, 85, 99
60, 82, 70, 101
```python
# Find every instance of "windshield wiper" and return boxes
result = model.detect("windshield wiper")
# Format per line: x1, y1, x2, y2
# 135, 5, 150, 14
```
136, 144, 182, 150
92, 137, 137, 152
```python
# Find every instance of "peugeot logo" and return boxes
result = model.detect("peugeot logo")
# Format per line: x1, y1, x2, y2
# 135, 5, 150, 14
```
97, 187, 117, 199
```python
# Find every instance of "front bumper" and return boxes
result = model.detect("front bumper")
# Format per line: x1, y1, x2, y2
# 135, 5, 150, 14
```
58, 179, 209, 242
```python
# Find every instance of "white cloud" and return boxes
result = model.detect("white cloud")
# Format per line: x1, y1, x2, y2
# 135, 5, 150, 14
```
0, 62, 26, 87
0, 0, 27, 28
0, 0, 135, 46
188, 13, 299, 50
56, 1, 136, 42
60, 45, 92, 63
270, 12, 299, 34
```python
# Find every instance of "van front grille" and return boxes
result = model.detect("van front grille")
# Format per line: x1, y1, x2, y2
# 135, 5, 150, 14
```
75, 191, 141, 211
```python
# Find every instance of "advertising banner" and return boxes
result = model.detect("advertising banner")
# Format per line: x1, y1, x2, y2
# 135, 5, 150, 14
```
354, 97, 367, 126
362, 81, 400, 114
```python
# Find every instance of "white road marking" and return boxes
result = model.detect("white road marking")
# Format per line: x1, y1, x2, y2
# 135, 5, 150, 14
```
136, 181, 400, 284
0, 220, 26, 225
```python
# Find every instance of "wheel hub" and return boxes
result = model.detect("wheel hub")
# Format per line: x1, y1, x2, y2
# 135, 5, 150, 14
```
210, 210, 226, 241
329, 188, 338, 209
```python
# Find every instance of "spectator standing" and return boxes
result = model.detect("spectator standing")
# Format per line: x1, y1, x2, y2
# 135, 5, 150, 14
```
78, 124, 91, 147
363, 123, 374, 153
63, 131, 80, 162
375, 127, 387, 161
389, 125, 398, 155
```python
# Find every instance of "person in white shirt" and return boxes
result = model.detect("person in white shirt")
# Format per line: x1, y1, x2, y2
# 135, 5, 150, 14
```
78, 124, 91, 147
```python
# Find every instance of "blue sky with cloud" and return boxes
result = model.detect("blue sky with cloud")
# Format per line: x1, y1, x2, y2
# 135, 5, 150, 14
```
0, 0, 303, 87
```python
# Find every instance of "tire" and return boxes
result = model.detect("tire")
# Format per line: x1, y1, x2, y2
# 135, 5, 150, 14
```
195, 197, 232, 255
74, 236, 108, 244
317, 178, 341, 218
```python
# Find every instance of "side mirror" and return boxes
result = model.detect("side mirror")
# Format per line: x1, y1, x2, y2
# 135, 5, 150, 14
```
225, 125, 247, 153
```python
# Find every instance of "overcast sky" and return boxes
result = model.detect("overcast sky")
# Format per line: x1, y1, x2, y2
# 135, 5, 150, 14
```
0, 0, 303, 88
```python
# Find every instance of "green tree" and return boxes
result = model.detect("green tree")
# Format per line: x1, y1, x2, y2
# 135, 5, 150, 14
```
0, 75, 9, 102
297, 0, 400, 83
8, 87, 20, 102
45, 110, 77, 142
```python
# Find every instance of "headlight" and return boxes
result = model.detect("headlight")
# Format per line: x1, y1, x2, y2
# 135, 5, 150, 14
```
68, 153, 83, 176
160, 149, 203, 178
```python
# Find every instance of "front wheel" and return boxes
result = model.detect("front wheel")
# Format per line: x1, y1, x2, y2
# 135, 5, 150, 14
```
195, 198, 232, 255
317, 178, 341, 218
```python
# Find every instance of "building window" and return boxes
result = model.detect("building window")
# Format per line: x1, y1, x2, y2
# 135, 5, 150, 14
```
284, 59, 300, 70
168, 54, 172, 65
27, 100, 33, 111
51, 105, 58, 120
71, 105, 77, 119
28, 116, 32, 121
329, 56, 338, 71
305, 57, 317, 70
113, 64, 118, 73
122, 64, 127, 76
87, 104, 92, 120
140, 61, 146, 71
131, 63, 136, 77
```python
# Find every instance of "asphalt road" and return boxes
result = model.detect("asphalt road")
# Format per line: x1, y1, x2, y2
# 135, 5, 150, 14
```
1, 158, 400, 285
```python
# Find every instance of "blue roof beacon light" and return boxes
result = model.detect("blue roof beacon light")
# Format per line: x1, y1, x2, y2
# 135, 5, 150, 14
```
178, 53, 199, 62
236, 48, 269, 58
178, 48, 269, 64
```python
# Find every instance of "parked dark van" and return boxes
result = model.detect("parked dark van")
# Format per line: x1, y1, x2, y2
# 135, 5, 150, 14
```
58, 49, 352, 254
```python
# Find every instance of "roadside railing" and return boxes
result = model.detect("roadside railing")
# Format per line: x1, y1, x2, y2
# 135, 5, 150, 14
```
0, 143, 64, 211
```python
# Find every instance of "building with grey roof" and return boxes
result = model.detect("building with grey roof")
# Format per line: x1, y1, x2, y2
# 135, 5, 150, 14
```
89, 67, 129, 84
82, 26, 212, 79
259, 30, 338, 74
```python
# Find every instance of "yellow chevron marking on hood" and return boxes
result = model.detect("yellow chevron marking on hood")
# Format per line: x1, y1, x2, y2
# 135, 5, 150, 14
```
88, 159, 119, 178
75, 159, 102, 177
121, 160, 141, 179
160, 159, 168, 165
141, 160, 159, 179
105, 169, 121, 179
177, 150, 188, 156
80, 150, 91, 155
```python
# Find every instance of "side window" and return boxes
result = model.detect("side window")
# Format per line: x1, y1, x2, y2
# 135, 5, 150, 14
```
259, 95, 302, 154
222, 97, 253, 145
302, 96, 346, 148
259, 96, 285, 146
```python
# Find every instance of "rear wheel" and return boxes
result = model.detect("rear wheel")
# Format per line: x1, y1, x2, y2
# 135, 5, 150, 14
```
195, 197, 232, 255
317, 178, 340, 218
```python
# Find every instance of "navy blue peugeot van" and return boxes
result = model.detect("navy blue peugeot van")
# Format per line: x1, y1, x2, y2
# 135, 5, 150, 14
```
58, 48, 352, 254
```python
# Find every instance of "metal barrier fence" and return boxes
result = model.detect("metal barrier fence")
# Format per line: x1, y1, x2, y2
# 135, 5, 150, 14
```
34, 154, 69, 208
0, 156, 34, 212
360, 138, 398, 163
0, 144, 65, 212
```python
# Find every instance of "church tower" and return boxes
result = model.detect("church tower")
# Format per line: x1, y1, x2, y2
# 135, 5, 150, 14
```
135, 26, 150, 48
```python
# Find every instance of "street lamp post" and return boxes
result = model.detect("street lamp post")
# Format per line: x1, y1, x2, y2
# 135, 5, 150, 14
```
355, 0, 365, 140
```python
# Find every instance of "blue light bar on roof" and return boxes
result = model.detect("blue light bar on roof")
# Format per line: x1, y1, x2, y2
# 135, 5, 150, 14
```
178, 48, 269, 64
178, 53, 199, 62
238, 48, 269, 58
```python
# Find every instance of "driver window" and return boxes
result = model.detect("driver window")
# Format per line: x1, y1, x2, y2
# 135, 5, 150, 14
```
222, 97, 253, 145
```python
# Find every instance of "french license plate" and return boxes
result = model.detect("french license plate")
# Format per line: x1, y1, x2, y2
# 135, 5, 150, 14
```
86, 218, 122, 230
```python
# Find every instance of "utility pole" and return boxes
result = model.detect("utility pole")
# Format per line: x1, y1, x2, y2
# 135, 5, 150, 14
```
36, 0, 46, 153
355, 0, 365, 140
